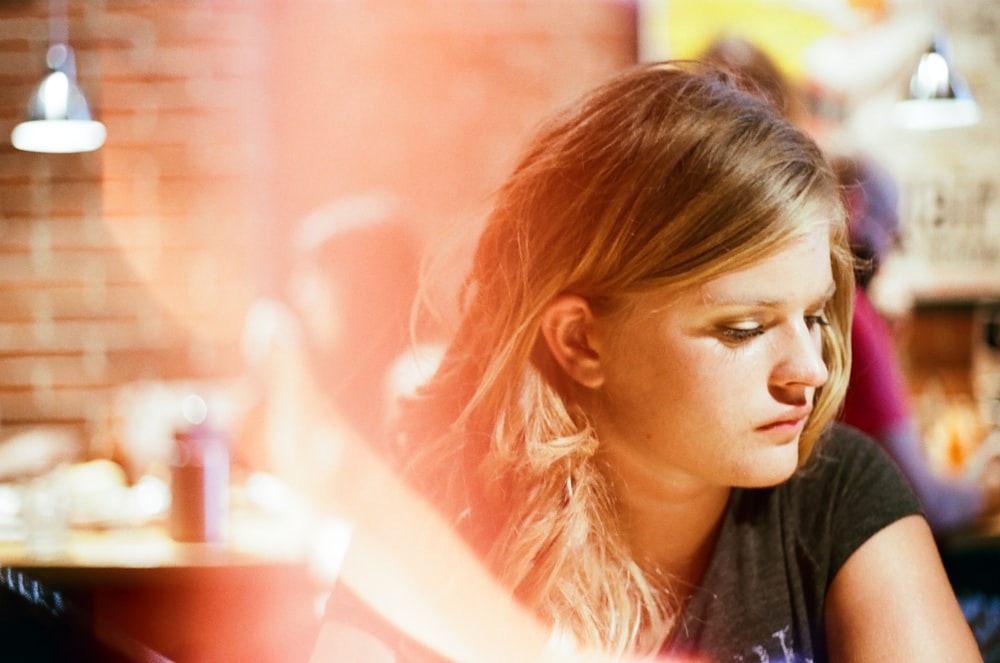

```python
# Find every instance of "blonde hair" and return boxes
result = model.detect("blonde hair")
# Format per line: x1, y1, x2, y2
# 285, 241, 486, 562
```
398, 62, 853, 658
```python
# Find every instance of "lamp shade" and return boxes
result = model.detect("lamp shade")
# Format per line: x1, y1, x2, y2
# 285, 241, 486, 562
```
11, 44, 106, 153
894, 32, 980, 131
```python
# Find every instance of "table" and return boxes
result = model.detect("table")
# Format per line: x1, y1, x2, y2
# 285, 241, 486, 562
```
0, 511, 327, 663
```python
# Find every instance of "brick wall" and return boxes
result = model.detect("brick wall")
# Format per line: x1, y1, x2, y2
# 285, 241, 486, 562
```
0, 1, 636, 460
0, 1, 267, 456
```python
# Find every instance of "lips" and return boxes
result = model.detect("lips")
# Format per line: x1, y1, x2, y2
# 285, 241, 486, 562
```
757, 407, 813, 431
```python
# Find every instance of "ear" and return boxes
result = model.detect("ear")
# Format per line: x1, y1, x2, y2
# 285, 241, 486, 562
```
540, 294, 605, 389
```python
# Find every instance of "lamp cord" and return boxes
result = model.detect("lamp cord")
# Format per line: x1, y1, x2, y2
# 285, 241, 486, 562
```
49, 0, 68, 48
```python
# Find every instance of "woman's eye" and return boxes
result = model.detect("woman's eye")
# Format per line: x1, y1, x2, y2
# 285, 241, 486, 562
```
805, 314, 830, 330
720, 325, 764, 342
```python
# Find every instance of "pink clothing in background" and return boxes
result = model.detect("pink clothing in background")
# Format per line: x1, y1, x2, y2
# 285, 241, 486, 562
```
840, 286, 912, 438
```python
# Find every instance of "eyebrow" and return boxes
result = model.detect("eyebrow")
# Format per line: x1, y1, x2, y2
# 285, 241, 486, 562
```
702, 282, 837, 309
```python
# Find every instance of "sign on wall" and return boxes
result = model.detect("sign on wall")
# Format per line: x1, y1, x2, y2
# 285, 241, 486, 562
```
895, 171, 1000, 301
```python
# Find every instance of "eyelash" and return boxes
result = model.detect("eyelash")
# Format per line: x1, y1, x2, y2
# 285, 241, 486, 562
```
720, 314, 830, 343
806, 314, 830, 330
721, 326, 764, 342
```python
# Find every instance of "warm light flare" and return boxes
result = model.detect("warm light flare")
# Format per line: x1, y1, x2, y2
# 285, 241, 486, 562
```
311, 441, 705, 663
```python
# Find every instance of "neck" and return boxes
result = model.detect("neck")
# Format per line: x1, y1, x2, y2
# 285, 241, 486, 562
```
597, 450, 731, 593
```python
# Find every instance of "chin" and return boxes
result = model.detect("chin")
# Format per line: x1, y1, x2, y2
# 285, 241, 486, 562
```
735, 446, 801, 488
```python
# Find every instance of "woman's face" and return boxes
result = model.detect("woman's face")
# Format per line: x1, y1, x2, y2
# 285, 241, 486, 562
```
591, 226, 835, 491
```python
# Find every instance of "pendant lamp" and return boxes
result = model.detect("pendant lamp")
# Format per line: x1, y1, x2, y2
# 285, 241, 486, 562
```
894, 30, 980, 131
11, 0, 106, 153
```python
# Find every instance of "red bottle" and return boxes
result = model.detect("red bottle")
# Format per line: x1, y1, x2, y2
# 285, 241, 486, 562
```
168, 421, 229, 543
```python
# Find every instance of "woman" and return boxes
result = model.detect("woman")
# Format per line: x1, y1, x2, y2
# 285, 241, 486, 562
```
316, 62, 979, 662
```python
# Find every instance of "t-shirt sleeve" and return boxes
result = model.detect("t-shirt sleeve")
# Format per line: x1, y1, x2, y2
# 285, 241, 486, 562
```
665, 424, 925, 663
804, 423, 925, 580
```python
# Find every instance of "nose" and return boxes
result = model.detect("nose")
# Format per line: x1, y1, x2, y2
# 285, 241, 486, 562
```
769, 321, 829, 397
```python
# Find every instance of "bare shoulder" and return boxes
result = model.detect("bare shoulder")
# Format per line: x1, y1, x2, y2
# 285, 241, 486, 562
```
825, 514, 981, 662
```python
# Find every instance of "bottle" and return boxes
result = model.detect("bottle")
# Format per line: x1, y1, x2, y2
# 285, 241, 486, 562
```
168, 418, 230, 544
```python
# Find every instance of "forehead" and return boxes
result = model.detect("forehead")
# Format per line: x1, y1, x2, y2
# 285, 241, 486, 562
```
697, 228, 833, 305
617, 230, 835, 328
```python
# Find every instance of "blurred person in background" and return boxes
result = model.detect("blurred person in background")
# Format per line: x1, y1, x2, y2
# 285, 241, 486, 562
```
312, 62, 978, 662
699, 34, 808, 128
833, 154, 1000, 534
239, 191, 430, 503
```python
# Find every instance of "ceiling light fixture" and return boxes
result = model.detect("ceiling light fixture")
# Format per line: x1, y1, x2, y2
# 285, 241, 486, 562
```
11, 0, 106, 153
894, 29, 980, 131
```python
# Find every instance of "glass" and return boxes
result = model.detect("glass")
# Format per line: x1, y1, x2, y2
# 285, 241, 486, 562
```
21, 470, 71, 558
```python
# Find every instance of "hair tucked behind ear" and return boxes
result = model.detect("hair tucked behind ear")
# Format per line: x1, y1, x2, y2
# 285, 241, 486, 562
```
396, 61, 851, 658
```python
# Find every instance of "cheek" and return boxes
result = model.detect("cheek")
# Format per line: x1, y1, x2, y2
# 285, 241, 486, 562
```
672, 353, 745, 413
667, 344, 771, 426
604, 338, 708, 420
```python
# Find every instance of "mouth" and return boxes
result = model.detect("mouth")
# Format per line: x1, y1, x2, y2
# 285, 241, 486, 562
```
757, 408, 813, 433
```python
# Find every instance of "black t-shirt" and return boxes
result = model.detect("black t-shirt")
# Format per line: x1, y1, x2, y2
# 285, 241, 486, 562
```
325, 425, 922, 663
665, 424, 923, 663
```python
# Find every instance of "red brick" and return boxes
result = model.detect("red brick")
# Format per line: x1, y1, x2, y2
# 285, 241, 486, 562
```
0, 0, 635, 446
